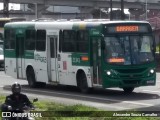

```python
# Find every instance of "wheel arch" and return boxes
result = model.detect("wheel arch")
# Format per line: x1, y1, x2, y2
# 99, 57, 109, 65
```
25, 64, 37, 81
76, 68, 92, 87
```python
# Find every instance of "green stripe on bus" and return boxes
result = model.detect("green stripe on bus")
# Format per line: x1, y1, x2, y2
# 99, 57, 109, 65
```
25, 51, 34, 59
72, 53, 90, 66
5, 50, 34, 59
5, 50, 16, 58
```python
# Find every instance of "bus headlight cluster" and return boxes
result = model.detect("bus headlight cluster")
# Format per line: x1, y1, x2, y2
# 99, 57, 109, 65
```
150, 69, 154, 74
106, 71, 111, 76
148, 69, 155, 76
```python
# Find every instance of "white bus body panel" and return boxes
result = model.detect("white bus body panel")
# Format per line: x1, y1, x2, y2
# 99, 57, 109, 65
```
5, 58, 17, 78
34, 51, 48, 83
17, 58, 25, 79
46, 30, 59, 83
58, 53, 77, 86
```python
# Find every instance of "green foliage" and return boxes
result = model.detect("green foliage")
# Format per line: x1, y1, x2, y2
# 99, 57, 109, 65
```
0, 96, 5, 104
0, 95, 160, 120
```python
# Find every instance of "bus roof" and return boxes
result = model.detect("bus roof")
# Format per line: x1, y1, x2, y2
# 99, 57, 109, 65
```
4, 20, 150, 30
0, 17, 26, 21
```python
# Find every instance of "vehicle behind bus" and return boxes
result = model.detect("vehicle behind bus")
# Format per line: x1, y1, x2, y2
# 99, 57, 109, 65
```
4, 20, 156, 93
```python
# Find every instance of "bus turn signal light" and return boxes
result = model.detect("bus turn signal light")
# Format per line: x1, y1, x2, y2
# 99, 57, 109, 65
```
81, 56, 89, 61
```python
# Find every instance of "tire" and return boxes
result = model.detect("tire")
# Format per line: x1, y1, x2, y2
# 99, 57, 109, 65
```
123, 87, 134, 94
26, 68, 37, 88
37, 82, 46, 88
78, 72, 90, 93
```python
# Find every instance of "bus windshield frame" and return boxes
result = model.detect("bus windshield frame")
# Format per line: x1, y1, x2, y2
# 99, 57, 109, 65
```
104, 35, 155, 65
103, 23, 155, 65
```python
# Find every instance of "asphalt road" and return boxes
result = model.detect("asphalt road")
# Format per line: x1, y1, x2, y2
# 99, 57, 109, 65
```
0, 71, 160, 111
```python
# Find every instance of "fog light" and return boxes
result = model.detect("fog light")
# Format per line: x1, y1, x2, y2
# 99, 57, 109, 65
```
150, 69, 154, 74
107, 71, 111, 75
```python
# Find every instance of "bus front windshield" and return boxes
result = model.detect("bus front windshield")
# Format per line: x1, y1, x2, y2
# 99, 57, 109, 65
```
104, 35, 154, 65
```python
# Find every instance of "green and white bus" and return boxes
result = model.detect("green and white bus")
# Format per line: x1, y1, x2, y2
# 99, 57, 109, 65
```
4, 20, 156, 93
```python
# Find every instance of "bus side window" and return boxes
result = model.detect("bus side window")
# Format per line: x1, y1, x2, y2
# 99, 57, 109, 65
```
62, 30, 76, 52
4, 29, 15, 49
25, 30, 36, 50
36, 30, 46, 51
77, 30, 89, 53
59, 30, 63, 52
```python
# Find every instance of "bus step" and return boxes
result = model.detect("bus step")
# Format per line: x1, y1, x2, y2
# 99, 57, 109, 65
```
49, 81, 59, 85
93, 84, 102, 88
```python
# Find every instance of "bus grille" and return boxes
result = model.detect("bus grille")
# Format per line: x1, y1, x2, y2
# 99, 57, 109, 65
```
119, 74, 143, 79
123, 80, 140, 85
116, 68, 147, 74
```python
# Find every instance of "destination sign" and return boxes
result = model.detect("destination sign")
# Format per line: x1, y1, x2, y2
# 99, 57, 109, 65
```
116, 26, 139, 32
105, 24, 151, 34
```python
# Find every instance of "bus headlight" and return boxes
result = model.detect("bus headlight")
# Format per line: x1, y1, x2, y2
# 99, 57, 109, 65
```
106, 71, 111, 76
150, 69, 154, 74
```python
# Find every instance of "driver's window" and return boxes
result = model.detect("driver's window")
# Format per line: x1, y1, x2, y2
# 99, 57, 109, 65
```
140, 36, 151, 52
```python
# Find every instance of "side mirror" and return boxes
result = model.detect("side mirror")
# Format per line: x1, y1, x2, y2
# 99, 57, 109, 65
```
101, 39, 105, 50
33, 98, 38, 103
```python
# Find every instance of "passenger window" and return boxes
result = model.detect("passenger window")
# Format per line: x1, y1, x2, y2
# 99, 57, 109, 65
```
62, 30, 76, 52
36, 30, 46, 51
25, 30, 36, 50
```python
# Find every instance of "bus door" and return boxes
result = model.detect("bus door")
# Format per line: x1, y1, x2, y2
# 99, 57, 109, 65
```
91, 37, 102, 85
16, 35, 25, 79
47, 36, 58, 82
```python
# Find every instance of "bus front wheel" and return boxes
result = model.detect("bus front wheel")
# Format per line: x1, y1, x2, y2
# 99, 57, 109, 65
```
26, 68, 37, 88
123, 87, 134, 94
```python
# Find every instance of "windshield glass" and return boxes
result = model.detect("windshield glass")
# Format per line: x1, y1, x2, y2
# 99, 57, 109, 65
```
104, 35, 154, 65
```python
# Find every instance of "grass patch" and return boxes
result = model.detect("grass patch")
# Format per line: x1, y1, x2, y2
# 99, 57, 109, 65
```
0, 95, 160, 120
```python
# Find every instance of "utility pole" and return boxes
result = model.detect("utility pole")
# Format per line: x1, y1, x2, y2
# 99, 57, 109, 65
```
35, 3, 38, 19
110, 0, 113, 20
145, 0, 148, 20
121, 0, 125, 20
3, 0, 9, 17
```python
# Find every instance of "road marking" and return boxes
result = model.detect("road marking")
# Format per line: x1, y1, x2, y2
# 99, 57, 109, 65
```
142, 90, 160, 93
19, 88, 153, 107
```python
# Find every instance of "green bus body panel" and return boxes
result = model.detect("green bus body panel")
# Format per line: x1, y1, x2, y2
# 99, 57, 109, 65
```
101, 62, 156, 88
4, 23, 35, 59
5, 50, 16, 58
5, 50, 34, 59
72, 23, 102, 36
25, 51, 34, 59
72, 53, 90, 66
